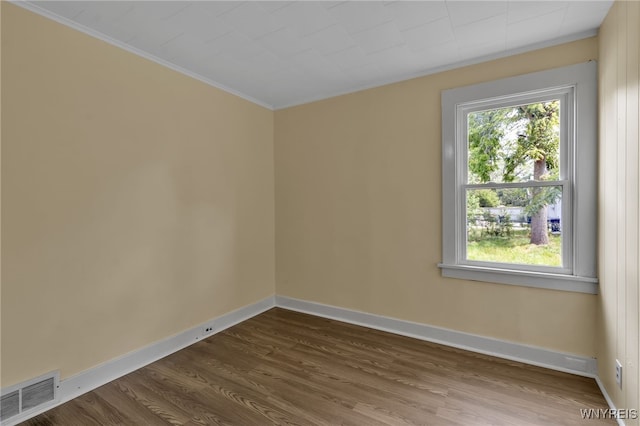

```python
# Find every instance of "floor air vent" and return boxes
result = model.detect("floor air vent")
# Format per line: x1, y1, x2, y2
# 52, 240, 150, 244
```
0, 391, 19, 421
0, 371, 59, 424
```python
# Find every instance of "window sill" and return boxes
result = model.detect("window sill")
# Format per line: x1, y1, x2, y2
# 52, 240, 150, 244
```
437, 263, 598, 294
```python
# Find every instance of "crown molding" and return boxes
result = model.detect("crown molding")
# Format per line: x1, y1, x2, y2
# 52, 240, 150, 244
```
10, 0, 275, 111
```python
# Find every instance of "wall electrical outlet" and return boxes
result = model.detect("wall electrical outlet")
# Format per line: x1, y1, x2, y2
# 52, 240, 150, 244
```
615, 359, 622, 389
202, 322, 215, 337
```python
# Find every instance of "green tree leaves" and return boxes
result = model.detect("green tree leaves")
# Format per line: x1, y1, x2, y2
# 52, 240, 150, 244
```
467, 108, 509, 183
504, 102, 560, 182
467, 100, 561, 245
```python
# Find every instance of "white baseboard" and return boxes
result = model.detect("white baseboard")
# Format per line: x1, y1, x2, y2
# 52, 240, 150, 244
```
1, 296, 276, 426
276, 297, 631, 420
5, 294, 614, 426
275, 295, 599, 377
61, 296, 276, 402
595, 377, 626, 426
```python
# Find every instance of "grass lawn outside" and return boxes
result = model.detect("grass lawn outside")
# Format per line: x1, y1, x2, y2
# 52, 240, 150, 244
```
467, 229, 561, 266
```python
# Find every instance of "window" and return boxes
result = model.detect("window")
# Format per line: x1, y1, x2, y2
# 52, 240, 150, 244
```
439, 62, 598, 294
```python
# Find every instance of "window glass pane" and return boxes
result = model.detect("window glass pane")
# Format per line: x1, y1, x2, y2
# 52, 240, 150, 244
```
466, 187, 562, 267
467, 100, 560, 184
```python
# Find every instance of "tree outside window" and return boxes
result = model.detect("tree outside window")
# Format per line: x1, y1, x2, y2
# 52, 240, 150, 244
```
439, 62, 598, 293
466, 100, 562, 267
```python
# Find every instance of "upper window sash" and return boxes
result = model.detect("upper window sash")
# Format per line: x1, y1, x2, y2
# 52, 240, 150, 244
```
457, 88, 573, 184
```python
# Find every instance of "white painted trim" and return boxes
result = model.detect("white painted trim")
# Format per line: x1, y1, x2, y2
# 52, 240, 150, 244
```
440, 61, 599, 293
10, 0, 597, 111
5, 295, 610, 425
595, 376, 626, 426
275, 296, 598, 377
0, 296, 276, 426
61, 295, 275, 402
10, 1, 274, 111
274, 30, 599, 110
438, 263, 599, 294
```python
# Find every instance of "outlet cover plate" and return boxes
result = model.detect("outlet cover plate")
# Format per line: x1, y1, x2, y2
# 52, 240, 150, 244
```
202, 322, 216, 337
615, 359, 622, 389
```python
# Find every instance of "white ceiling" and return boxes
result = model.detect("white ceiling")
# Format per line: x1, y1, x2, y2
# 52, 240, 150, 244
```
21, 1, 613, 109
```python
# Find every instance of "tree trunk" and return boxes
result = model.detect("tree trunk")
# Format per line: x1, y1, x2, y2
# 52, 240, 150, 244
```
530, 200, 548, 245
530, 159, 549, 245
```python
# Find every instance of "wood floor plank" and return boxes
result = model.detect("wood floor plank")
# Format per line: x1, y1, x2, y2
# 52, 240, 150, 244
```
92, 382, 185, 425
21, 308, 614, 425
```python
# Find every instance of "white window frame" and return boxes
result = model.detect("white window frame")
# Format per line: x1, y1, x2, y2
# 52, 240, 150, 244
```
438, 62, 598, 294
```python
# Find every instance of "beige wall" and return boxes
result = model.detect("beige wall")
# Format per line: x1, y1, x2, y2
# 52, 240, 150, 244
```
4, 0, 634, 406
1, 3, 275, 387
598, 0, 640, 420
275, 38, 599, 356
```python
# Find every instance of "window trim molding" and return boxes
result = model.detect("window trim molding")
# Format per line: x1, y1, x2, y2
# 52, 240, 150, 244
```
457, 88, 574, 274
439, 61, 598, 294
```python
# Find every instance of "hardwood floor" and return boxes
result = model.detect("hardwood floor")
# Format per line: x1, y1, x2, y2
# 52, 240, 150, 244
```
22, 308, 613, 425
